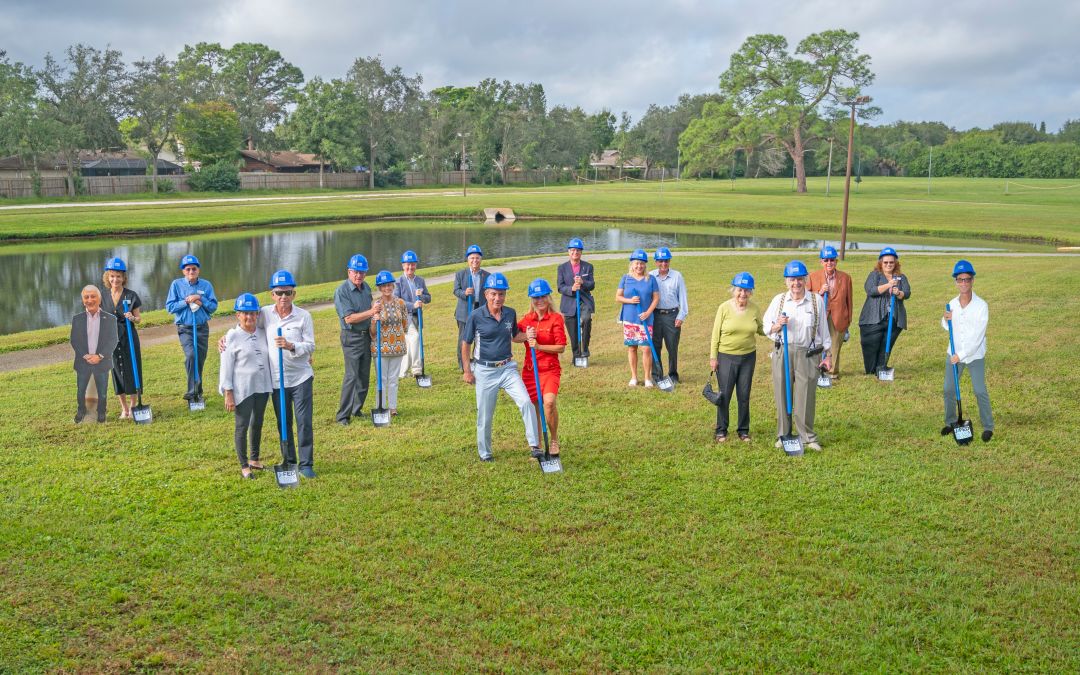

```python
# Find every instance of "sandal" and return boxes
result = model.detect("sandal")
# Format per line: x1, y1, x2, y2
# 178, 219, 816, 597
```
248, 461, 265, 470
738, 434, 752, 443
241, 467, 254, 479
715, 433, 728, 443
549, 440, 560, 456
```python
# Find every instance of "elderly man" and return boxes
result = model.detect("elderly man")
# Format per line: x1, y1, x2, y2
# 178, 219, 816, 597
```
453, 244, 490, 372
164, 254, 218, 402
394, 250, 433, 378
808, 245, 853, 379
334, 254, 382, 425
461, 273, 540, 462
71, 285, 119, 423
649, 247, 689, 383
556, 237, 596, 359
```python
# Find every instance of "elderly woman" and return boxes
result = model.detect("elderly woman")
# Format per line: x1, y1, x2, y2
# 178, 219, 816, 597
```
858, 247, 912, 375
762, 261, 831, 451
519, 279, 567, 455
100, 257, 143, 419
709, 272, 765, 443
371, 270, 409, 416
220, 293, 273, 479
616, 249, 660, 387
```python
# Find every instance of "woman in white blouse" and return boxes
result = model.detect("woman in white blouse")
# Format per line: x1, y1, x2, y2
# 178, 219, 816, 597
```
220, 293, 273, 479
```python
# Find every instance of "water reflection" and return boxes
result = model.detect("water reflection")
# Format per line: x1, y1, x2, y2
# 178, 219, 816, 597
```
6, 222, 1003, 334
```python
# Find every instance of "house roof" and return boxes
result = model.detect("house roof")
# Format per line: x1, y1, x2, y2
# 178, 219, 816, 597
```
239, 150, 324, 168
0, 151, 180, 171
589, 149, 647, 169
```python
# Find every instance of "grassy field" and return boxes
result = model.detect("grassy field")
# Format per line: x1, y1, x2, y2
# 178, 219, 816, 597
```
2, 253, 1077, 671
2, 177, 1080, 244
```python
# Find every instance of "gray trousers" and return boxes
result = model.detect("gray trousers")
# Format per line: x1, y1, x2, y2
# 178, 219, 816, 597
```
177, 323, 209, 400
944, 358, 994, 430
473, 362, 539, 460
715, 351, 756, 436
273, 376, 315, 468
771, 346, 820, 444
76, 369, 110, 417
337, 329, 371, 422
234, 392, 268, 468
652, 311, 681, 379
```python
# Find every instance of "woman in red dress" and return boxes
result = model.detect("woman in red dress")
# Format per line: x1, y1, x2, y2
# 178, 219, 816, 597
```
519, 279, 567, 456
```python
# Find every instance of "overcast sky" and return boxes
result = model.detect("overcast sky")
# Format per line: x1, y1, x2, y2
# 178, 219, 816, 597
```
2, 0, 1078, 131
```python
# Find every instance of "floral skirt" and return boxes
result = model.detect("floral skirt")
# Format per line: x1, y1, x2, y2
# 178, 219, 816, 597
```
622, 321, 653, 346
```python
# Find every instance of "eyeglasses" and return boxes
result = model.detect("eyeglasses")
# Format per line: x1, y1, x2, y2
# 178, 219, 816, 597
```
955, 277, 973, 284
272, 290, 295, 297
881, 261, 897, 265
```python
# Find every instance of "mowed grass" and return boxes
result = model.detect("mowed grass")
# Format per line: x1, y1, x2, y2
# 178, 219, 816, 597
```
1, 253, 1077, 671
1, 176, 1080, 244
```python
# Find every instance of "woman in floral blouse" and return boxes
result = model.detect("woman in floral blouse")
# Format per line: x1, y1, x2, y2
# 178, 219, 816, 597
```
370, 270, 410, 415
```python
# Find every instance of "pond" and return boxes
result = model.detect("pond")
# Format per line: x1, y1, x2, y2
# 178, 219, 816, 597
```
6, 219, 1011, 334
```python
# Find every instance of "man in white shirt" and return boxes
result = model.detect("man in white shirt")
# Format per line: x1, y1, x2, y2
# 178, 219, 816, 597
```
941, 260, 994, 442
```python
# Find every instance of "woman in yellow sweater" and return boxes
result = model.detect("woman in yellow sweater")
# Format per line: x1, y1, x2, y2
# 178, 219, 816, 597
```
709, 272, 766, 443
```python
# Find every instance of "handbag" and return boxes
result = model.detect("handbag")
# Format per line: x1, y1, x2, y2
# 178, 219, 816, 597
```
702, 369, 722, 406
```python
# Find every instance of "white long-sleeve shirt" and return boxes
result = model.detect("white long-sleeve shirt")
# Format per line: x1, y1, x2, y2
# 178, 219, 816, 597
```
762, 291, 831, 351
259, 305, 316, 388
942, 292, 988, 363
219, 326, 273, 403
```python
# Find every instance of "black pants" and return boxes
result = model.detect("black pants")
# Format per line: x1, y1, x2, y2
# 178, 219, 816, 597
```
274, 376, 315, 468
457, 320, 467, 371
564, 313, 593, 357
337, 329, 371, 422
652, 311, 681, 380
76, 369, 110, 418
860, 317, 903, 374
177, 323, 209, 400
715, 351, 756, 436
234, 392, 268, 468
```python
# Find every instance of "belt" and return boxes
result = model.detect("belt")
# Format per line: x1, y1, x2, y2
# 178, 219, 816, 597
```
472, 358, 512, 368
657, 308, 678, 315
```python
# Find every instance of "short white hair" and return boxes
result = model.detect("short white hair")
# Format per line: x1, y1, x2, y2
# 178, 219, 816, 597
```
81, 285, 101, 297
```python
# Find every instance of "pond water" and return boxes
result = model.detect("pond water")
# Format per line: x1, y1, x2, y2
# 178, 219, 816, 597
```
6, 220, 1008, 334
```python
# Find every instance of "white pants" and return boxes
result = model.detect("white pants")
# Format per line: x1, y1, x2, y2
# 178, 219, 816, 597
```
398, 322, 423, 377
474, 362, 539, 459
374, 354, 403, 409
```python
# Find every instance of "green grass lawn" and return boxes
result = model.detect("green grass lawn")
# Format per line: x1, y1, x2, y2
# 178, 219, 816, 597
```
2, 177, 1080, 244
2, 253, 1077, 670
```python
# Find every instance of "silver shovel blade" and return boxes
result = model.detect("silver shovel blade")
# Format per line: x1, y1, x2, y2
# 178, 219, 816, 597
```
132, 407, 153, 424
657, 377, 675, 392
416, 375, 432, 388
371, 410, 391, 427
188, 398, 206, 412
782, 436, 804, 456
273, 463, 299, 488
952, 421, 974, 445
574, 356, 588, 368
877, 368, 895, 381
817, 375, 832, 389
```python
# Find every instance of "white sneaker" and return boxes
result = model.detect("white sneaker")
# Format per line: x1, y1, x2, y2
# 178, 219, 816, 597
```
806, 442, 822, 451
774, 439, 782, 448
644, 380, 655, 388
628, 378, 638, 387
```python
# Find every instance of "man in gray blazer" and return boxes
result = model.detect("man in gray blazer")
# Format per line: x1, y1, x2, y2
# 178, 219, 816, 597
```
71, 285, 119, 423
556, 238, 596, 358
452, 244, 490, 372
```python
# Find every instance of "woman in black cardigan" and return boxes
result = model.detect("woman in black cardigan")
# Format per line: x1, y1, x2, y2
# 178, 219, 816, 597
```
857, 248, 911, 375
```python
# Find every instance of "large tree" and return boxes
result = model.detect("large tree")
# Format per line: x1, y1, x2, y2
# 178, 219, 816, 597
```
175, 101, 242, 166
718, 29, 875, 192
120, 55, 184, 193
282, 77, 362, 186
346, 56, 424, 189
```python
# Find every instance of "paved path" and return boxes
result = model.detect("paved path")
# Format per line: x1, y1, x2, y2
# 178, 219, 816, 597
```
3, 250, 1074, 373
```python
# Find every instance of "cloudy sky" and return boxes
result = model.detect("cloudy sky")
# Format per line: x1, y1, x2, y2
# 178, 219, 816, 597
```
2, 0, 1077, 131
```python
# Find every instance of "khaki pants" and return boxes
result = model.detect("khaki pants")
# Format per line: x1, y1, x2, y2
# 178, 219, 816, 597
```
771, 345, 820, 444
827, 316, 844, 377
399, 321, 422, 377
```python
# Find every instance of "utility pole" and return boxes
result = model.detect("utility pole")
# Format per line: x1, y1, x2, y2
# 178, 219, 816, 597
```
457, 132, 470, 198
839, 96, 871, 261
826, 137, 834, 196
927, 145, 933, 194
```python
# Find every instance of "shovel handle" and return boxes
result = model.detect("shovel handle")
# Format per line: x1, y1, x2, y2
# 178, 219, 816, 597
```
122, 299, 142, 393
946, 303, 962, 405
575, 290, 583, 357
530, 338, 548, 445
884, 281, 896, 355
417, 306, 426, 376
277, 327, 287, 442
782, 319, 792, 417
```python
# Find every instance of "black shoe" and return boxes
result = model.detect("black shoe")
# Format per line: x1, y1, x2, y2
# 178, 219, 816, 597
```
940, 426, 952, 436
530, 447, 544, 459
669, 375, 680, 384
74, 412, 85, 423
97, 413, 107, 423
480, 455, 494, 462
982, 430, 993, 442
337, 418, 350, 426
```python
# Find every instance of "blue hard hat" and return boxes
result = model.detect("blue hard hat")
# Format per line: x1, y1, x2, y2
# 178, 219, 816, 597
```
104, 257, 127, 272
233, 293, 260, 312
952, 260, 976, 278
567, 237, 585, 250
269, 269, 296, 289
783, 260, 809, 278
654, 246, 673, 261
528, 278, 553, 297
348, 254, 369, 272
484, 272, 510, 290
732, 272, 755, 290
465, 244, 483, 259
820, 245, 839, 260
400, 250, 419, 264
179, 254, 200, 270
374, 270, 395, 286
629, 248, 648, 262
879, 247, 899, 259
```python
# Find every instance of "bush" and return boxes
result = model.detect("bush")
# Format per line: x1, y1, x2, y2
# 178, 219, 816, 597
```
374, 166, 405, 188
187, 161, 240, 192
144, 178, 177, 194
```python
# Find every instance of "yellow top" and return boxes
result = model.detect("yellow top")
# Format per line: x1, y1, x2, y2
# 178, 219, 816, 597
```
710, 299, 764, 356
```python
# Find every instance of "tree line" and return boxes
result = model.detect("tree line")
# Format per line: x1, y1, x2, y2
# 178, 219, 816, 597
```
2, 33, 1078, 198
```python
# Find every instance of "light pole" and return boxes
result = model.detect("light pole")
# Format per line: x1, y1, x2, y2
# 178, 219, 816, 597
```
825, 137, 834, 196
457, 132, 470, 198
839, 95, 871, 260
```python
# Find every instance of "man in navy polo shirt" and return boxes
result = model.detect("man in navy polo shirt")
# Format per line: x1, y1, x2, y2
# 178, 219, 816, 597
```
461, 273, 540, 462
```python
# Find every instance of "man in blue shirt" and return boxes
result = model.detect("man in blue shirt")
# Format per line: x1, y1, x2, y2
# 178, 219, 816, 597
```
649, 247, 690, 383
461, 273, 540, 462
165, 254, 218, 402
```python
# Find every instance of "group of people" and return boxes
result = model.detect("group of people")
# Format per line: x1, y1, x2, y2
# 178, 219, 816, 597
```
69, 239, 996, 479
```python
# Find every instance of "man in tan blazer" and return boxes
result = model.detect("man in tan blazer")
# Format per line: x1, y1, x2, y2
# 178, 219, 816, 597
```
808, 245, 853, 378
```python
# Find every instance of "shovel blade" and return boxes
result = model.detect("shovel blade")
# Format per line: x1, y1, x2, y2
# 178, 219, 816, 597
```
132, 405, 153, 424
952, 420, 974, 445
416, 374, 432, 388
573, 356, 589, 368
188, 397, 206, 412
371, 409, 391, 427
781, 435, 804, 456
817, 375, 832, 389
273, 463, 299, 488
877, 368, 895, 382
656, 376, 675, 392
538, 455, 563, 473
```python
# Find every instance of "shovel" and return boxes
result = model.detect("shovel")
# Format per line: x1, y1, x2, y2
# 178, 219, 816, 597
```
573, 290, 588, 368
817, 290, 832, 389
878, 280, 897, 381
273, 328, 299, 488
371, 318, 391, 427
780, 320, 804, 456
122, 300, 152, 424
415, 306, 432, 388
946, 303, 974, 445
188, 310, 206, 411
634, 292, 674, 392
529, 338, 562, 474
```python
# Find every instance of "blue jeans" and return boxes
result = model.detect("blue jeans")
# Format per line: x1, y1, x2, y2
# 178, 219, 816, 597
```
473, 362, 538, 459
177, 322, 209, 400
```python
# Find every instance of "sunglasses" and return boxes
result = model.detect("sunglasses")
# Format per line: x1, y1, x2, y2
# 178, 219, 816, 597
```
272, 289, 295, 297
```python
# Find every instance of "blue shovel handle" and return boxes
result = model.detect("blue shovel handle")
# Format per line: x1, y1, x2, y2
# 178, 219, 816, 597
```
884, 278, 897, 355
633, 291, 662, 366
277, 327, 287, 442
122, 299, 141, 392
782, 319, 793, 416
530, 338, 548, 436
946, 303, 962, 404
823, 290, 829, 317
417, 306, 426, 372
575, 290, 583, 356
191, 310, 200, 385
375, 318, 383, 403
